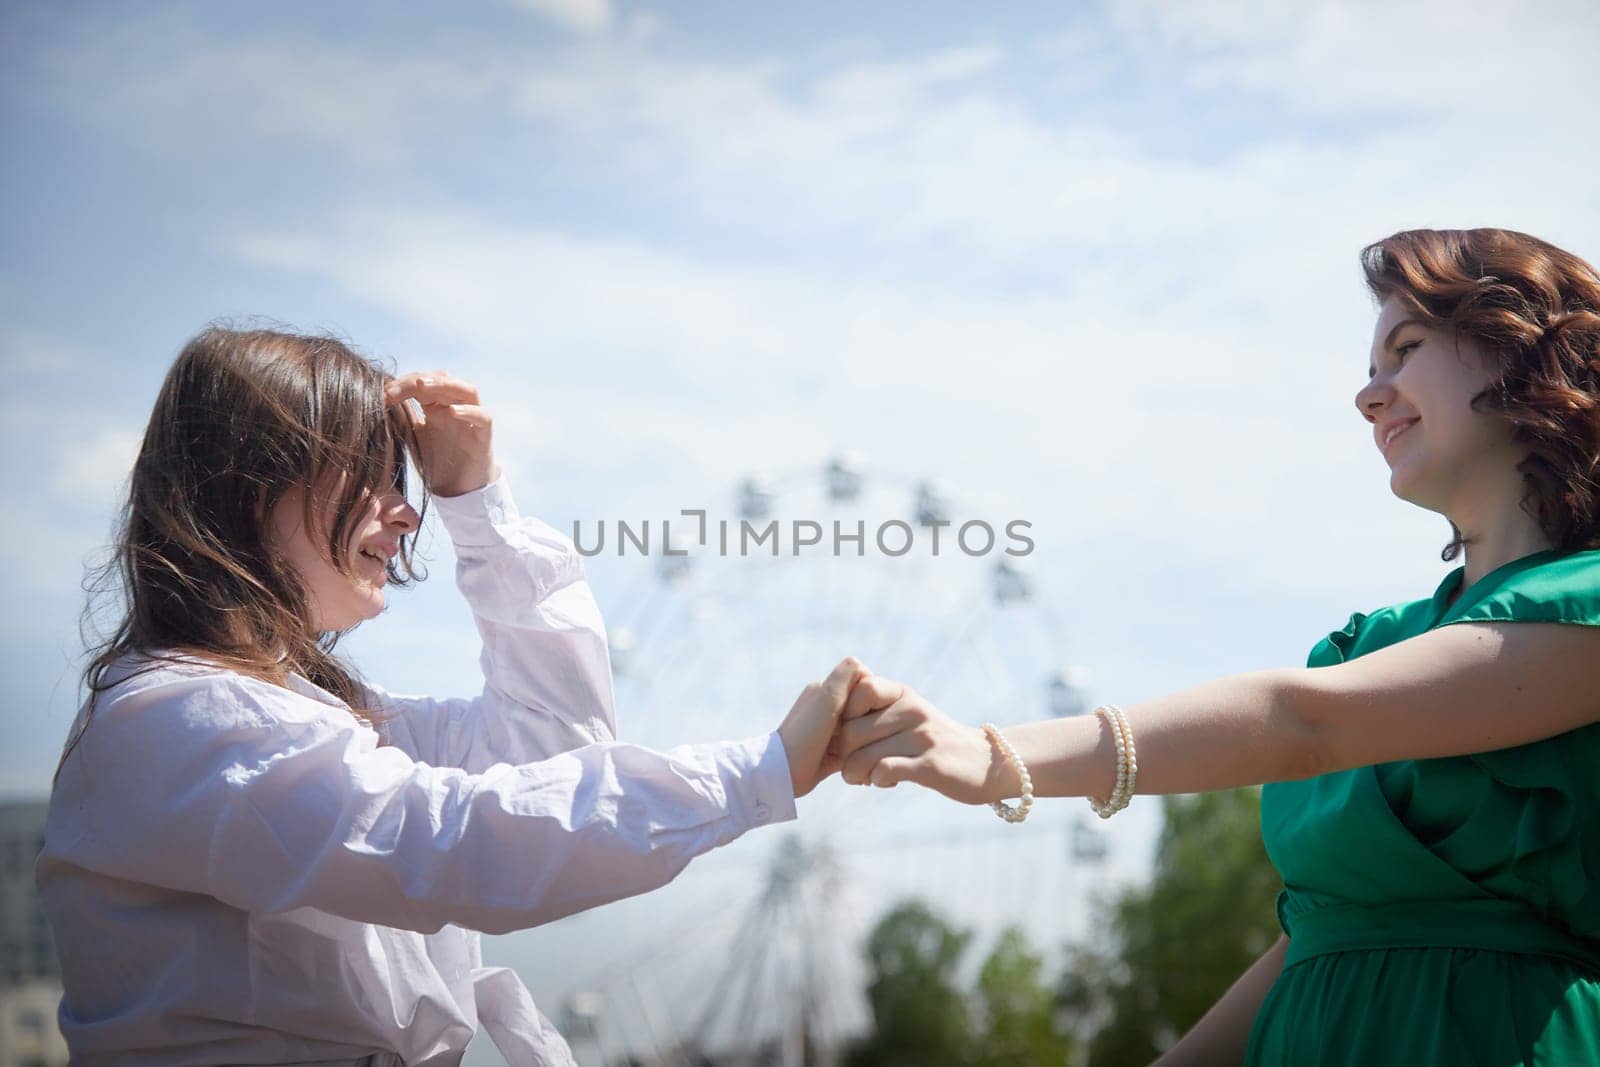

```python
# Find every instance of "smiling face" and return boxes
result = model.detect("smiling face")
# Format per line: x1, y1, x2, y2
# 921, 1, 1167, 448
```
1354, 295, 1525, 516
266, 446, 421, 634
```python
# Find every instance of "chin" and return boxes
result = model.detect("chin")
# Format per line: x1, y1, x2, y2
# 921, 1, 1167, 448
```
328, 595, 385, 631
1389, 469, 1446, 515
1389, 478, 1428, 509
1388, 469, 1409, 500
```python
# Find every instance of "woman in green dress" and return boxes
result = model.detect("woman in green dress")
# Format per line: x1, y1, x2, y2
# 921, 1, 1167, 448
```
828, 227, 1600, 1064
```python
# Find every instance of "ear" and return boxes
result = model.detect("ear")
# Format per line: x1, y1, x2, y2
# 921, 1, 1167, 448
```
259, 483, 313, 550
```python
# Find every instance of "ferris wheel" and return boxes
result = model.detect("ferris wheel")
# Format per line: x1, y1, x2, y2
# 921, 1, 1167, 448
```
476, 456, 1124, 1066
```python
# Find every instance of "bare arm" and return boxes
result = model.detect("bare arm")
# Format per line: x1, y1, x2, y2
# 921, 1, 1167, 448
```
1001, 668, 1316, 800
835, 620, 1600, 801
837, 666, 1316, 800
1151, 934, 1287, 1067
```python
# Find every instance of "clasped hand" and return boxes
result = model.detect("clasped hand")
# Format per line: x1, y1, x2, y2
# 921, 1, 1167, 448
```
779, 661, 1017, 804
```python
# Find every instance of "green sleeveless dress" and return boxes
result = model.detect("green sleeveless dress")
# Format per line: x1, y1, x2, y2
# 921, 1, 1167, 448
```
1245, 547, 1600, 1065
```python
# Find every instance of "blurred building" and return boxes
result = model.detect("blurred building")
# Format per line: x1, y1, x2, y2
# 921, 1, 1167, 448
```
0, 801, 66, 1067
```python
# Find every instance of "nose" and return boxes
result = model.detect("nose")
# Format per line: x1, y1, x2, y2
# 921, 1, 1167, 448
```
379, 490, 421, 535
1353, 375, 1391, 424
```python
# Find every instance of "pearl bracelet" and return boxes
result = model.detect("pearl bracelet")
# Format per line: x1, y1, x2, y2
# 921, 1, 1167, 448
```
1087, 703, 1138, 819
981, 723, 1034, 823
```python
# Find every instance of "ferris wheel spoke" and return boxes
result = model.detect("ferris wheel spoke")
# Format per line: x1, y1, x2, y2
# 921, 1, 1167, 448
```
897, 588, 994, 704
696, 879, 782, 1049
623, 970, 685, 1067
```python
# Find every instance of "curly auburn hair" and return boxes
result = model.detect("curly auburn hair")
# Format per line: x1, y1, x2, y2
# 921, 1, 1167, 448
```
1360, 228, 1600, 561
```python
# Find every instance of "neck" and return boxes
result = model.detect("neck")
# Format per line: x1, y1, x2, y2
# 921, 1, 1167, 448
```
1448, 466, 1554, 590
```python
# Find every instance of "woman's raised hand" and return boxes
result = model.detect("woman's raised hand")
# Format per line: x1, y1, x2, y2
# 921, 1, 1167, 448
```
385, 370, 499, 498
778, 657, 872, 797
833, 673, 1014, 804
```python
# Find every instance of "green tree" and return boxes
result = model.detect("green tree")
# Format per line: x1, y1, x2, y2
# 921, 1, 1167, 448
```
847, 903, 1077, 1066
846, 900, 976, 1066
974, 926, 1075, 1066
1058, 787, 1283, 1066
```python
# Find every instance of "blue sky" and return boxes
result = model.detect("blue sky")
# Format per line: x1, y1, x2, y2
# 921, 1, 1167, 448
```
5, 0, 1599, 1056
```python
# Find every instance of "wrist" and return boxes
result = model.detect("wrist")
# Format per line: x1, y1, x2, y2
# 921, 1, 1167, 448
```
977, 725, 1024, 803
430, 460, 500, 499
771, 725, 802, 799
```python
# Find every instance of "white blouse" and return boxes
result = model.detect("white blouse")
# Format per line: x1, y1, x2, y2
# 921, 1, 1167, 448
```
36, 473, 797, 1066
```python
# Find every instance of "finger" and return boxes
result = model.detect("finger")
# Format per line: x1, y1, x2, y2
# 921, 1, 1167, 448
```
387, 370, 480, 398
869, 756, 919, 789
387, 385, 477, 427
836, 695, 923, 761
389, 394, 426, 431
389, 382, 480, 411
841, 730, 923, 787
819, 656, 868, 704
385, 372, 481, 407
440, 403, 493, 431
843, 673, 905, 721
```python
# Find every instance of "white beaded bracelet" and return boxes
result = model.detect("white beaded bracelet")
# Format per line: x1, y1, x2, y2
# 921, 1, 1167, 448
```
1109, 704, 1138, 816
981, 723, 1034, 824
1087, 704, 1138, 819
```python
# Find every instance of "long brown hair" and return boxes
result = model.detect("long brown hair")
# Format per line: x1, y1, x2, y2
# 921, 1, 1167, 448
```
57, 323, 431, 786
1360, 228, 1600, 560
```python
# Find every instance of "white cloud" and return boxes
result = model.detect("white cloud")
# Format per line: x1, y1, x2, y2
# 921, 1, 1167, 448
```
503, 14, 1599, 272
506, 0, 612, 35
2, 327, 93, 372
57, 427, 141, 500
38, 3, 1598, 270
235, 216, 800, 368
1110, 0, 1599, 121
35, 13, 504, 164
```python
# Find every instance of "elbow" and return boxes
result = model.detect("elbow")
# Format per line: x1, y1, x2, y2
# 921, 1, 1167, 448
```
1270, 667, 1339, 782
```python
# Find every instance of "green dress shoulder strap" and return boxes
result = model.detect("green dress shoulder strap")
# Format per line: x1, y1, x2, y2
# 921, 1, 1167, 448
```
1432, 546, 1600, 631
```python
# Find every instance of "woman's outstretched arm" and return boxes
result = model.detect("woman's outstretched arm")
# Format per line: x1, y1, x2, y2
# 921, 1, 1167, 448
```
1152, 933, 1287, 1067
834, 619, 1600, 802
44, 659, 864, 936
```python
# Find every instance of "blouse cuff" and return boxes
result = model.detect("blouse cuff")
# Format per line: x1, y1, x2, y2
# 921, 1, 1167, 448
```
724, 730, 799, 830
431, 471, 520, 549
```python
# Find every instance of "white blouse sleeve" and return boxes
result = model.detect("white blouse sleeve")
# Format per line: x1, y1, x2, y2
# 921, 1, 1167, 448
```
363, 473, 618, 773
63, 670, 796, 936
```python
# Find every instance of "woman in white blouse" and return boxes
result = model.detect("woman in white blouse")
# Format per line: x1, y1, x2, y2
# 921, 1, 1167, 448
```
35, 325, 861, 1066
